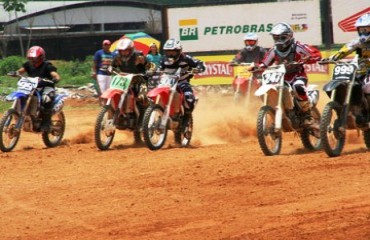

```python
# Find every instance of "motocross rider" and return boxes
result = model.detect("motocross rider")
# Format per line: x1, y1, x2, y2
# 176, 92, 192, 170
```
111, 38, 149, 102
231, 32, 266, 82
232, 33, 266, 64
13, 46, 61, 132
256, 22, 321, 126
326, 13, 370, 126
159, 38, 206, 123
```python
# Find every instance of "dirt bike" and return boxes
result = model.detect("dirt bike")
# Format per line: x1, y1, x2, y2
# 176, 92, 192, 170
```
142, 68, 198, 150
0, 75, 66, 152
319, 55, 370, 157
229, 62, 260, 107
254, 62, 321, 156
94, 71, 148, 150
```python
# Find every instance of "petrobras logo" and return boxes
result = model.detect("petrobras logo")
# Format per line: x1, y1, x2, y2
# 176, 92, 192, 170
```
179, 19, 199, 41
338, 7, 370, 32
179, 18, 274, 41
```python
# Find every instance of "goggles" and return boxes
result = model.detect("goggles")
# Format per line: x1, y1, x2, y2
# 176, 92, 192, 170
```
358, 27, 370, 36
245, 40, 257, 46
272, 34, 289, 42
165, 50, 179, 57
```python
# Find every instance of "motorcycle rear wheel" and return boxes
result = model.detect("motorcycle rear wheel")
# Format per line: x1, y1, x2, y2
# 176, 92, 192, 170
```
142, 104, 167, 150
175, 114, 193, 147
42, 111, 66, 148
95, 106, 116, 150
300, 107, 321, 151
256, 105, 282, 156
320, 101, 345, 157
0, 109, 21, 152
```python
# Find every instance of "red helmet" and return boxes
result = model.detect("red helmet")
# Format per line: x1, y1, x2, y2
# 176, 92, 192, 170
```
27, 46, 45, 67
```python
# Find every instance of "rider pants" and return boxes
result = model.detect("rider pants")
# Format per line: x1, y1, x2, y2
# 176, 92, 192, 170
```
177, 81, 195, 114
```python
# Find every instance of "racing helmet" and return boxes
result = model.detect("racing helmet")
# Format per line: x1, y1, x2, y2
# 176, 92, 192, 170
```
27, 46, 45, 68
117, 38, 135, 59
163, 38, 182, 62
243, 33, 258, 51
355, 13, 370, 43
270, 22, 294, 54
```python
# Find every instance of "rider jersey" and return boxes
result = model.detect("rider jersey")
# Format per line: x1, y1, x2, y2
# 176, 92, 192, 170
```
334, 38, 370, 75
160, 53, 205, 82
232, 46, 266, 64
261, 41, 321, 83
111, 51, 147, 74
23, 61, 56, 80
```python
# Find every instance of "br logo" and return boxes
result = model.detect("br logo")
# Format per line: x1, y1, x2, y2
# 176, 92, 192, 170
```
179, 19, 199, 41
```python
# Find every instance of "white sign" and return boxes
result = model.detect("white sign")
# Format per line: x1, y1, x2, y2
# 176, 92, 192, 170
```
331, 0, 370, 44
167, 0, 322, 52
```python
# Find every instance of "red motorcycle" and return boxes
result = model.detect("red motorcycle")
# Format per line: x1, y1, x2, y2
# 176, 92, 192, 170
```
230, 62, 260, 107
142, 68, 197, 150
94, 71, 147, 150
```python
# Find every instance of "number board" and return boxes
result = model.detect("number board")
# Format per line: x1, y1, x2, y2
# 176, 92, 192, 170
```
110, 75, 132, 91
17, 78, 38, 94
262, 71, 284, 85
332, 64, 356, 81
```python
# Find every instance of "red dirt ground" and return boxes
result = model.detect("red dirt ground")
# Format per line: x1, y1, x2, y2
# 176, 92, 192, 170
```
0, 91, 369, 240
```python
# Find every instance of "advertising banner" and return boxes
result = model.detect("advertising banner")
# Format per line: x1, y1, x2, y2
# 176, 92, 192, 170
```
191, 52, 333, 86
331, 0, 370, 44
167, 0, 322, 52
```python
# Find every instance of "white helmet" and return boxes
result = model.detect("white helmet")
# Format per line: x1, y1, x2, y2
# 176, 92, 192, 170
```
163, 38, 182, 62
243, 33, 258, 51
270, 22, 294, 55
117, 38, 135, 59
355, 13, 370, 43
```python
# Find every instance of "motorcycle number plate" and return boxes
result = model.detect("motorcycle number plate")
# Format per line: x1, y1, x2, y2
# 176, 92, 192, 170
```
332, 64, 356, 81
262, 72, 284, 84
17, 78, 38, 94
159, 76, 175, 86
110, 75, 131, 91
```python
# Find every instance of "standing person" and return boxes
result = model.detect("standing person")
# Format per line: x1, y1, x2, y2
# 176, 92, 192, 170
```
92, 40, 115, 96
159, 38, 205, 122
327, 13, 370, 125
14, 46, 61, 132
257, 22, 321, 126
145, 43, 162, 68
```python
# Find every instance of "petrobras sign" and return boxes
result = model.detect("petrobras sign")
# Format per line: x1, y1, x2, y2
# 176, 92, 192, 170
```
331, 0, 370, 44
167, 0, 322, 52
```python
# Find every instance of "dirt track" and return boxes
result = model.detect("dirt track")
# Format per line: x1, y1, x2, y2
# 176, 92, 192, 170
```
0, 93, 369, 240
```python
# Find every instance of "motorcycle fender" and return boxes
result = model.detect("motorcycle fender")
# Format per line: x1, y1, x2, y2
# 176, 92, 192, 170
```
52, 94, 68, 113
101, 88, 123, 99
147, 86, 171, 104
254, 85, 276, 97
323, 80, 346, 93
233, 77, 247, 85
5, 91, 28, 101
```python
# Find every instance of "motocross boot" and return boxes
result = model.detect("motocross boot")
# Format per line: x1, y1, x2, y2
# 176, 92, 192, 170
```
40, 105, 53, 132
40, 113, 52, 132
298, 100, 314, 126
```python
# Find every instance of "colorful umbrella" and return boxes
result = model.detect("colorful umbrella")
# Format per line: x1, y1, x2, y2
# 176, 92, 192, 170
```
110, 32, 161, 54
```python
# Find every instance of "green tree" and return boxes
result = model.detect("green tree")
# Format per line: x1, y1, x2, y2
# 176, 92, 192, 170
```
2, 0, 28, 57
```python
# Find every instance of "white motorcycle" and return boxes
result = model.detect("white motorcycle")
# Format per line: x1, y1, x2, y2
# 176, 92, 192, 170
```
254, 62, 321, 156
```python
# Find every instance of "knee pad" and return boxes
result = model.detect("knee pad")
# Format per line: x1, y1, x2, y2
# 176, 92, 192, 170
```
184, 91, 195, 111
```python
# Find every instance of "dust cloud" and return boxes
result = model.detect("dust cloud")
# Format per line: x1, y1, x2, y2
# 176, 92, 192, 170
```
193, 93, 260, 145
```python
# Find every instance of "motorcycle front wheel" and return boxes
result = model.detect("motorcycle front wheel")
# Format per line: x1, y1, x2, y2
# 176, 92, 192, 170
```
142, 104, 167, 150
320, 101, 345, 157
94, 106, 116, 150
175, 114, 193, 147
256, 105, 282, 156
42, 111, 66, 148
0, 109, 21, 152
300, 107, 321, 151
